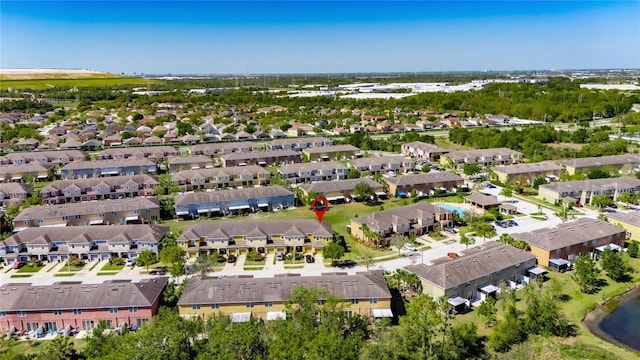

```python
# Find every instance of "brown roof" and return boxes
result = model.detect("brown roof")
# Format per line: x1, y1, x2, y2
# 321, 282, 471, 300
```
302, 145, 360, 154
511, 218, 625, 251
14, 197, 160, 222
405, 242, 536, 289
177, 271, 390, 305
385, 172, 463, 186
175, 186, 293, 206
0, 277, 168, 311
179, 219, 332, 241
61, 158, 156, 170
352, 202, 450, 232
42, 175, 157, 193
167, 155, 214, 166
220, 150, 300, 161
1, 225, 169, 247
464, 193, 501, 207
299, 178, 381, 194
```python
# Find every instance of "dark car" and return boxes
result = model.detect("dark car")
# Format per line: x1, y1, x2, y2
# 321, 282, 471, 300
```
507, 220, 518, 226
495, 220, 508, 228
227, 255, 237, 263
305, 254, 315, 263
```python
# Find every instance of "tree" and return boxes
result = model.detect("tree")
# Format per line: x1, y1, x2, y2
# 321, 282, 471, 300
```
390, 234, 409, 256
160, 245, 186, 280
421, 164, 431, 173
475, 222, 497, 244
354, 181, 373, 202
347, 168, 361, 179
45, 336, 77, 360
477, 296, 497, 326
192, 254, 215, 276
198, 315, 267, 360
617, 192, 634, 206
532, 177, 547, 189
459, 233, 475, 249
600, 247, 628, 282
358, 247, 375, 270
497, 233, 530, 251
628, 240, 639, 258
176, 121, 194, 136
500, 186, 513, 199
463, 163, 482, 176
323, 241, 345, 263
592, 194, 614, 208
572, 254, 601, 293
488, 299, 526, 352
136, 249, 158, 272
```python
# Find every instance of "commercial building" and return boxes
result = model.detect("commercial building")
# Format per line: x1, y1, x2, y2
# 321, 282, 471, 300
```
60, 159, 157, 179
177, 271, 392, 321
171, 166, 271, 191
348, 156, 414, 175
0, 163, 53, 183
13, 197, 160, 230
0, 183, 34, 206
177, 219, 332, 257
385, 172, 464, 197
0, 225, 168, 264
405, 242, 539, 309
0, 277, 168, 334
537, 177, 640, 205
440, 148, 523, 169
40, 175, 158, 204
401, 142, 449, 161
302, 145, 361, 162
267, 137, 334, 151
558, 154, 640, 176
220, 150, 300, 167
298, 178, 385, 202
174, 186, 294, 218
492, 161, 565, 186
167, 155, 215, 173
350, 203, 453, 246
511, 218, 626, 268
277, 161, 349, 183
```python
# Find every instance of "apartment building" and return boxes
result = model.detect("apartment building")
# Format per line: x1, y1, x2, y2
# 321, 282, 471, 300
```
385, 172, 464, 197
401, 142, 449, 161
349, 156, 414, 175
96, 146, 178, 160
302, 145, 361, 162
440, 148, 523, 169
0, 163, 53, 183
177, 271, 392, 321
171, 166, 271, 191
0, 183, 34, 206
0, 225, 169, 264
167, 155, 215, 173
277, 161, 349, 183
606, 211, 640, 241
40, 175, 158, 204
298, 178, 385, 202
0, 150, 87, 166
174, 186, 294, 218
190, 142, 265, 156
60, 159, 157, 179
13, 197, 161, 230
492, 161, 565, 186
350, 203, 453, 246
266, 137, 334, 151
0, 277, 168, 334
511, 218, 626, 267
220, 150, 301, 167
558, 154, 640, 176
177, 219, 333, 257
537, 177, 640, 205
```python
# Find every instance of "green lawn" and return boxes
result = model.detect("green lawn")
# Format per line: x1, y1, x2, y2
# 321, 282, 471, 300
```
10, 274, 32, 278
284, 265, 305, 269
97, 271, 118, 276
58, 262, 85, 272
243, 266, 265, 271
244, 259, 266, 266
100, 263, 125, 271
16, 264, 45, 273
0, 77, 161, 90
53, 273, 75, 277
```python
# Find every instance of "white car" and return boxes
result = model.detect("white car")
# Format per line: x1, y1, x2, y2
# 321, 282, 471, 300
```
403, 243, 417, 252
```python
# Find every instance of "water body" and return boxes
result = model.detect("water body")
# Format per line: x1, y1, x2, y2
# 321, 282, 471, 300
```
585, 287, 640, 353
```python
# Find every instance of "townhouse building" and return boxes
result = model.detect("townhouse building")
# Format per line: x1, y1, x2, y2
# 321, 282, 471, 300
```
0, 225, 169, 264
537, 177, 640, 205
0, 183, 34, 206
266, 137, 334, 151
0, 150, 87, 166
220, 150, 301, 167
298, 178, 385, 202
440, 148, 523, 169
96, 146, 178, 161
348, 156, 414, 175
405, 242, 539, 310
558, 154, 640, 176
492, 161, 565, 186
277, 161, 349, 184
171, 166, 271, 191
511, 218, 626, 268
0, 277, 168, 334
13, 197, 161, 230
177, 219, 333, 257
385, 172, 464, 197
174, 186, 294, 218
40, 175, 158, 204
60, 159, 157, 179
606, 211, 640, 241
0, 163, 53, 183
401, 142, 449, 162
167, 155, 215, 173
350, 203, 453, 246
190, 142, 265, 157
177, 271, 392, 321
302, 145, 361, 162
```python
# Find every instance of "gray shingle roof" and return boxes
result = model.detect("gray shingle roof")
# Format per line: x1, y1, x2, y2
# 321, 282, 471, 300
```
14, 197, 160, 221
298, 179, 381, 194
538, 176, 640, 194
607, 210, 640, 227
279, 161, 348, 173
558, 154, 640, 169
42, 175, 157, 193
385, 172, 463, 186
492, 161, 564, 175
220, 150, 300, 161
167, 155, 214, 165
302, 145, 360, 154
174, 186, 293, 206
179, 219, 332, 241
1, 225, 169, 246
61, 158, 156, 170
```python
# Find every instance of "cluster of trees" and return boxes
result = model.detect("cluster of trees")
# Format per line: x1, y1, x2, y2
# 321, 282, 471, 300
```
572, 248, 631, 294
0, 123, 44, 143
496, 234, 530, 251
0, 99, 54, 113
449, 126, 628, 160
341, 131, 435, 153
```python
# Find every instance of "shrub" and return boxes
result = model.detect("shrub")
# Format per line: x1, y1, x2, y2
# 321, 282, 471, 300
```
110, 257, 125, 266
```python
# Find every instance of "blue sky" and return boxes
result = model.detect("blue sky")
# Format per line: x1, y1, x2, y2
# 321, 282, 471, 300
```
1, 1, 639, 74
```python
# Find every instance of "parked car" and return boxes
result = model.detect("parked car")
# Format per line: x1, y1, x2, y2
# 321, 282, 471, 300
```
305, 254, 315, 263
445, 227, 457, 234
125, 258, 134, 267
485, 183, 496, 189
507, 220, 518, 227
227, 255, 237, 263
332, 260, 356, 268
276, 251, 285, 261
12, 262, 25, 270
403, 243, 417, 251
495, 220, 508, 228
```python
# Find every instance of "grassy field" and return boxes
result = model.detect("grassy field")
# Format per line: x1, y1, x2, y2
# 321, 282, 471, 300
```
16, 264, 44, 273
100, 263, 124, 271
450, 257, 640, 359
0, 77, 160, 90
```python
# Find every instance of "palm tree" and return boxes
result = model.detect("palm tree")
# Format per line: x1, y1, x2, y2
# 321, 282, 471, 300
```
476, 223, 497, 244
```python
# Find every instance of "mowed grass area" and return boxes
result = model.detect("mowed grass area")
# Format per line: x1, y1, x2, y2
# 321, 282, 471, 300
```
450, 257, 640, 360
0, 77, 161, 90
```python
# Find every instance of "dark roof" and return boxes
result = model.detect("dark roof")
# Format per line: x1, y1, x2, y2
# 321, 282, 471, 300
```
385, 172, 463, 186
175, 186, 293, 206
177, 271, 390, 305
15, 197, 160, 221
464, 193, 501, 207
179, 220, 332, 241
299, 178, 381, 194
220, 150, 299, 161
1, 225, 168, 247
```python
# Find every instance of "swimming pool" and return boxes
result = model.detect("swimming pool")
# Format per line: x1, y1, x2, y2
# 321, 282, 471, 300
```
436, 203, 465, 217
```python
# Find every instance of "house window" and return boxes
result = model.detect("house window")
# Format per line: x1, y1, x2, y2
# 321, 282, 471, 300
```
0, 311, 6, 317
351, 299, 359, 304
318, 300, 326, 305
129, 307, 138, 313
369, 298, 378, 304
17, 311, 27, 317
192, 304, 200, 310
211, 304, 220, 309
53, 309, 62, 316
112, 212, 117, 215
246, 302, 255, 308
73, 309, 82, 315
62, 216, 68, 221
344, 311, 353, 318
265, 301, 273, 307
109, 307, 118, 314
99, 213, 104, 217
75, 215, 81, 219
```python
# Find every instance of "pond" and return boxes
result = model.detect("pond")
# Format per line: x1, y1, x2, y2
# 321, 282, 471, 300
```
585, 287, 640, 352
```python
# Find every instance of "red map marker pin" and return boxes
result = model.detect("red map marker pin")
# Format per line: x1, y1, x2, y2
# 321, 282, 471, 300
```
311, 197, 329, 223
